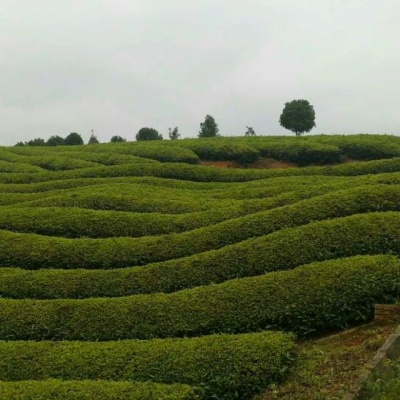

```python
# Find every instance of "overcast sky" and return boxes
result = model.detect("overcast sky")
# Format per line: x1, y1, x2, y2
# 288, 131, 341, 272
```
0, 0, 399, 145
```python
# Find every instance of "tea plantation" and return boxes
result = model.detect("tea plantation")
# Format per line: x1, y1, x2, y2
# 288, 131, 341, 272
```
1, 134, 400, 399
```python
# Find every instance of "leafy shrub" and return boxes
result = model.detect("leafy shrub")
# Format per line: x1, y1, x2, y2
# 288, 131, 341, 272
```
251, 141, 341, 165
0, 332, 295, 400
0, 380, 201, 400
1, 185, 400, 271
0, 255, 397, 340
178, 139, 260, 163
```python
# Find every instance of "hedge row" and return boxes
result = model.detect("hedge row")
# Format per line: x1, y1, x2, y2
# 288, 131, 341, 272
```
0, 380, 201, 400
14, 190, 239, 214
1, 211, 400, 300
0, 207, 239, 238
68, 141, 201, 164
249, 140, 341, 165
0, 332, 295, 400
0, 185, 398, 271
4, 156, 400, 184
55, 150, 161, 166
173, 139, 260, 163
0, 180, 360, 238
313, 134, 400, 160
0, 160, 43, 173
0, 255, 396, 340
11, 155, 101, 171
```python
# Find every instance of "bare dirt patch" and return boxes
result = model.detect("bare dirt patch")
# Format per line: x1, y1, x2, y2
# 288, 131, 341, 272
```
257, 321, 399, 400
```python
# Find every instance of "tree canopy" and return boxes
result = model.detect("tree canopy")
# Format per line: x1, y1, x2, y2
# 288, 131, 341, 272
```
279, 99, 316, 136
46, 135, 65, 146
136, 127, 163, 141
110, 135, 126, 143
199, 115, 219, 138
245, 126, 256, 136
168, 127, 180, 140
64, 132, 84, 145
88, 133, 99, 144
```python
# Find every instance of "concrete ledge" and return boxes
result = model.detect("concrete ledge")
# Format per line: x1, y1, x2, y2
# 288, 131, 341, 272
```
342, 325, 400, 400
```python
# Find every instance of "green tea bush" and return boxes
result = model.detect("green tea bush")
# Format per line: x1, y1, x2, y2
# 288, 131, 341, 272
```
0, 332, 295, 399
0, 160, 43, 173
13, 156, 100, 171
176, 139, 260, 163
54, 151, 160, 165
0, 186, 399, 271
250, 140, 341, 165
74, 142, 200, 164
0, 256, 396, 340
3, 156, 400, 185
314, 134, 400, 160
0, 207, 248, 238
0, 380, 201, 400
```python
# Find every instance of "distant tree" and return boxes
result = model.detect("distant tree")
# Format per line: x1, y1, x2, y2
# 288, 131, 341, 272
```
26, 138, 46, 146
110, 135, 127, 143
279, 99, 316, 136
64, 132, 84, 145
88, 133, 99, 144
46, 135, 65, 146
15, 141, 25, 146
245, 126, 256, 136
199, 115, 219, 138
136, 127, 163, 141
168, 127, 180, 140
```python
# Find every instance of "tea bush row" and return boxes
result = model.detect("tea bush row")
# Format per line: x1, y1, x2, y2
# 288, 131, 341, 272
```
0, 160, 43, 173
0, 331, 295, 400
0, 185, 399, 271
55, 141, 200, 164
0, 380, 201, 400
1, 181, 362, 237
4, 156, 400, 184
0, 256, 397, 340
1, 212, 400, 300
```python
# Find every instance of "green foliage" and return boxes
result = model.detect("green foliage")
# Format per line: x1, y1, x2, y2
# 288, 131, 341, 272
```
0, 256, 397, 341
26, 138, 46, 146
64, 132, 84, 146
88, 133, 99, 144
169, 127, 180, 140
245, 126, 256, 136
198, 114, 219, 138
110, 135, 126, 143
136, 127, 163, 141
279, 99, 316, 136
0, 188, 399, 272
251, 140, 341, 165
0, 332, 295, 399
46, 135, 65, 146
0, 380, 201, 400
180, 138, 260, 163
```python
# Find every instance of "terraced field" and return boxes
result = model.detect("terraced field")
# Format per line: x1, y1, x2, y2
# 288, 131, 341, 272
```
1, 135, 400, 399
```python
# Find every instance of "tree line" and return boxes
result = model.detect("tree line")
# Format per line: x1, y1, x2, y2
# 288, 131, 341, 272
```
15, 99, 316, 146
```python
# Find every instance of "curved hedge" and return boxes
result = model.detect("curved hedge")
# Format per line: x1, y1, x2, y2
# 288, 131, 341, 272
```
0, 332, 295, 400
0, 186, 399, 271
0, 160, 43, 173
1, 211, 400, 300
250, 140, 341, 165
0, 256, 397, 340
0, 179, 363, 238
73, 141, 200, 164
175, 139, 260, 163
0, 380, 201, 400
4, 156, 400, 185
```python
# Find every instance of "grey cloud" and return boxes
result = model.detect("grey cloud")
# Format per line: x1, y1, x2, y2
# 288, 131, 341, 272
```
0, 0, 399, 145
